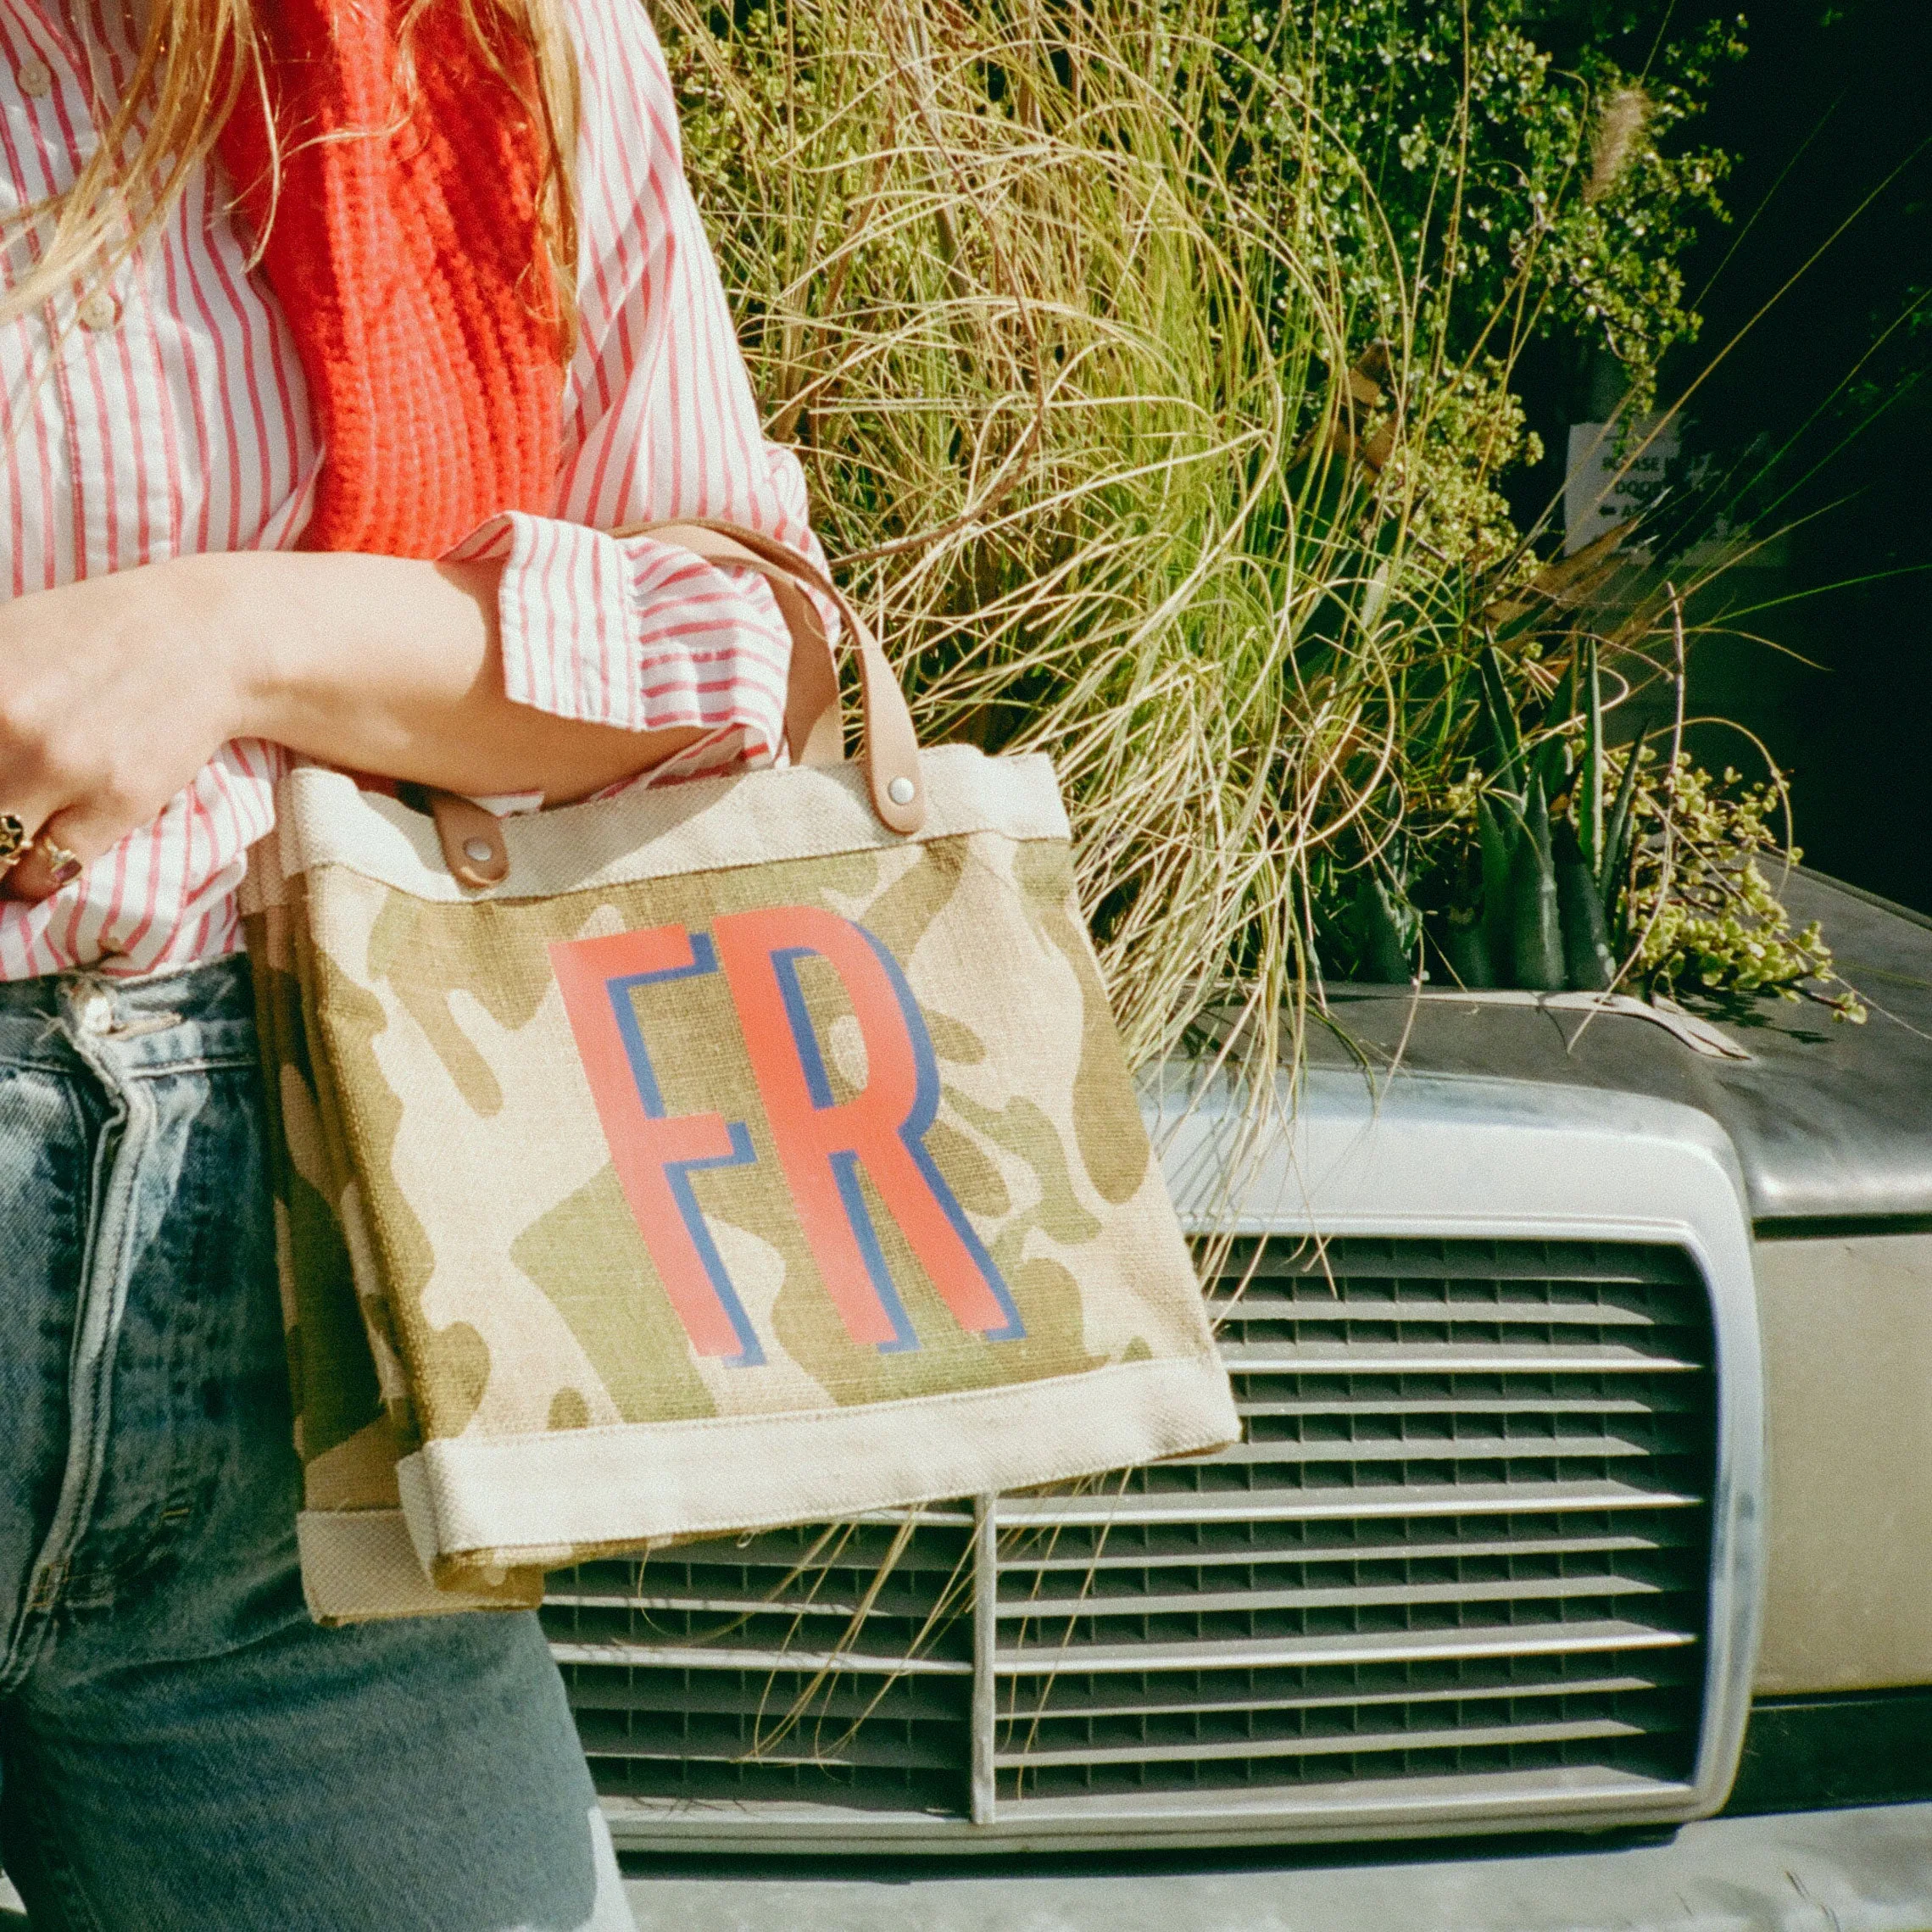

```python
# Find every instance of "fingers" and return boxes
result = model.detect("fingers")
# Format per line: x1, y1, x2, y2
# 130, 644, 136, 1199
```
0, 790, 63, 901
0, 809, 29, 876
2, 807, 103, 904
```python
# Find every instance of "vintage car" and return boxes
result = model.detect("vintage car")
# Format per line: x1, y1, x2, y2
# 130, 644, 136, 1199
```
535, 867, 1932, 1912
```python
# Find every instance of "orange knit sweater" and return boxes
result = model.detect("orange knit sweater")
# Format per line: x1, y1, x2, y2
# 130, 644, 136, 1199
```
216, 0, 565, 559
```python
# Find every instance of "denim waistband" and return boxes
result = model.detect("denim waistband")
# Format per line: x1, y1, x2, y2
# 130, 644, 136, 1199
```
0, 954, 258, 1075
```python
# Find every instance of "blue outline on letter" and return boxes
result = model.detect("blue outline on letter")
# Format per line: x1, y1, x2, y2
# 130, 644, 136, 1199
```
605, 932, 765, 1368
769, 933, 1025, 1353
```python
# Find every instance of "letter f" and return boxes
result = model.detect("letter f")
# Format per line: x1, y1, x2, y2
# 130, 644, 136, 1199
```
549, 925, 765, 1365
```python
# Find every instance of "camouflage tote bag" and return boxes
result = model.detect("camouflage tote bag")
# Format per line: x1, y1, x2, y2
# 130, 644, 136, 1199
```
243, 522, 1237, 1624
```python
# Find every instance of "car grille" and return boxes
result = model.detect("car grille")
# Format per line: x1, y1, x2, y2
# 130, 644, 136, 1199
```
542, 1236, 1718, 1847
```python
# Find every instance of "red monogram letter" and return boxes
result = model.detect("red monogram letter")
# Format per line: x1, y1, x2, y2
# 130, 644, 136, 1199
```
549, 925, 765, 1365
710, 906, 1022, 1352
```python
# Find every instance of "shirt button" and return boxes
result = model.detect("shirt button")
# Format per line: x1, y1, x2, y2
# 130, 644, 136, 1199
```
78, 289, 120, 331
17, 58, 53, 97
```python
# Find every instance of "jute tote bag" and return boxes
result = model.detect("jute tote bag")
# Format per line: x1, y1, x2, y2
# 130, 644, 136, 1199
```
243, 522, 1237, 1624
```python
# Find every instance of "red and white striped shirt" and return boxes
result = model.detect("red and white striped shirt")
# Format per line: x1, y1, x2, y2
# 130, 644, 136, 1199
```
0, 0, 819, 978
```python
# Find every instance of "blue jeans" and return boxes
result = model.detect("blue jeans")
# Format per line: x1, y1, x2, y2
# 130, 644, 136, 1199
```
0, 960, 632, 1931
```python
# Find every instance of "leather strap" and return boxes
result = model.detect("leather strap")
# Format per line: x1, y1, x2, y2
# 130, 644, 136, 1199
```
627, 520, 927, 836
422, 521, 923, 889
429, 792, 511, 888
632, 525, 845, 769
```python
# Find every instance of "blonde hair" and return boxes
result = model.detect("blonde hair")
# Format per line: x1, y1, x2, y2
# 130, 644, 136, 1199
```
0, 0, 580, 337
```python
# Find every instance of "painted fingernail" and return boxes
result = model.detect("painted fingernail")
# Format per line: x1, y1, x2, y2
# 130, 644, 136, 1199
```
50, 858, 83, 886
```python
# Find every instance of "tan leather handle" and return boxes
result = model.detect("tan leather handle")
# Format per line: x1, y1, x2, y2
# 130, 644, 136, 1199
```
422, 521, 923, 891
623, 519, 927, 836
429, 791, 511, 888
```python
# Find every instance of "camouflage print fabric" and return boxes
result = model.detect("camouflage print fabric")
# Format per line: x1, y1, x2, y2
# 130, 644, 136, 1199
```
243, 827, 548, 1623
245, 746, 1236, 1622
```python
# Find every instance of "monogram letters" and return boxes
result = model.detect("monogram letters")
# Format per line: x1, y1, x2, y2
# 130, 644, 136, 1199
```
550, 910, 1023, 1365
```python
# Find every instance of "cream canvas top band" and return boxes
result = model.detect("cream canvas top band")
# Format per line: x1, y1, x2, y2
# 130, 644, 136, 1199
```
279, 747, 1071, 905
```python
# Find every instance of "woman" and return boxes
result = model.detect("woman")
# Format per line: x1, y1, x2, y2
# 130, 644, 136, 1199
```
0, 0, 821, 1921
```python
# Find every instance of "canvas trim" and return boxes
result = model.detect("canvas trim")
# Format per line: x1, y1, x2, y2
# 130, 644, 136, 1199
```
394, 1354, 1239, 1559
280, 744, 1070, 902
294, 1509, 543, 1623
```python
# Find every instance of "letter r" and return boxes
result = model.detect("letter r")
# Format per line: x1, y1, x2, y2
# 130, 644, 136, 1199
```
711, 905, 1023, 1352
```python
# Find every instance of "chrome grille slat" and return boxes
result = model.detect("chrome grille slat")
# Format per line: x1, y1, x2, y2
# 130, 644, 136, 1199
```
994, 1482, 1701, 1524
545, 1235, 1718, 1838
994, 1617, 1698, 1673
994, 1573, 1677, 1618
1213, 1244, 1699, 1285
1219, 1345, 1700, 1372
549, 1640, 973, 1675
994, 1668, 1690, 1723
572, 1722, 965, 1772
566, 1674, 961, 1719
1212, 1300, 1684, 1330
546, 1589, 964, 1618
996, 1530, 1692, 1573
993, 1712, 1664, 1770
1127, 1435, 1682, 1466
1228, 1398, 1700, 1429
991, 1760, 1695, 1827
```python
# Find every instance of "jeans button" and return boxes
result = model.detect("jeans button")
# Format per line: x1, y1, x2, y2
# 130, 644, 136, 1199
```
76, 990, 115, 1034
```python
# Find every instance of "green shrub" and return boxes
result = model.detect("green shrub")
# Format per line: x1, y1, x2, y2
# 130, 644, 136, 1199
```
1207, 0, 1745, 403
661, 0, 1848, 1074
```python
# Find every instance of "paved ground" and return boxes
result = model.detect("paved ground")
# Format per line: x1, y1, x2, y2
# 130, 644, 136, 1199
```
3, 1802, 1927, 1926
618, 1802, 1932, 1932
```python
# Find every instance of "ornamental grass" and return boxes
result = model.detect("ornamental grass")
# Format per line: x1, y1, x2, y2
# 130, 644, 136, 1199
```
650, 0, 1857, 1758
661, 0, 1852, 1112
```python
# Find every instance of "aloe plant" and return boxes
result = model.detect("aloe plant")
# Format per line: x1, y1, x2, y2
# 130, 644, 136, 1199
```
1436, 634, 1642, 994
1355, 873, 1420, 985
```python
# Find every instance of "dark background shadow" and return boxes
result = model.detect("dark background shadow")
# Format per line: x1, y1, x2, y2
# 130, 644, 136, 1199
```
1677, 0, 1932, 914
1512, 0, 1932, 913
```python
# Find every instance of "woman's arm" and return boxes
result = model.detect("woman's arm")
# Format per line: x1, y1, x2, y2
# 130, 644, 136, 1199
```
1, 0, 822, 907
434, 0, 838, 777
0, 548, 702, 900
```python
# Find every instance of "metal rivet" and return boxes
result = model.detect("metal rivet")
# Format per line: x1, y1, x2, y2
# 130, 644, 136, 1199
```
77, 290, 120, 331
887, 777, 916, 806
17, 59, 53, 98
463, 837, 496, 865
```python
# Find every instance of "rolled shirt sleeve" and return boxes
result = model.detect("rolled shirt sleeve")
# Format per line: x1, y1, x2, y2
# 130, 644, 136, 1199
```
443, 0, 837, 775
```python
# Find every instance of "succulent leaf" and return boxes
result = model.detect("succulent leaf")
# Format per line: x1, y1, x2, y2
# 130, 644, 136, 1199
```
1511, 775, 1565, 991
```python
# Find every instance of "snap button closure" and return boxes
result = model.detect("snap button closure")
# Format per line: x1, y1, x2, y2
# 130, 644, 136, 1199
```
76, 991, 115, 1035
887, 777, 916, 805
77, 289, 120, 331
17, 58, 53, 97
463, 837, 496, 865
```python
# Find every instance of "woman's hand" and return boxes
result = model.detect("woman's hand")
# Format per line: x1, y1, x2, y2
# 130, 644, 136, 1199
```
0, 550, 702, 901
0, 560, 253, 899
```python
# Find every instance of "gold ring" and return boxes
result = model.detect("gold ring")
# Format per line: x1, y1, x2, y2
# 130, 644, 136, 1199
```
41, 838, 82, 884
0, 812, 28, 875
